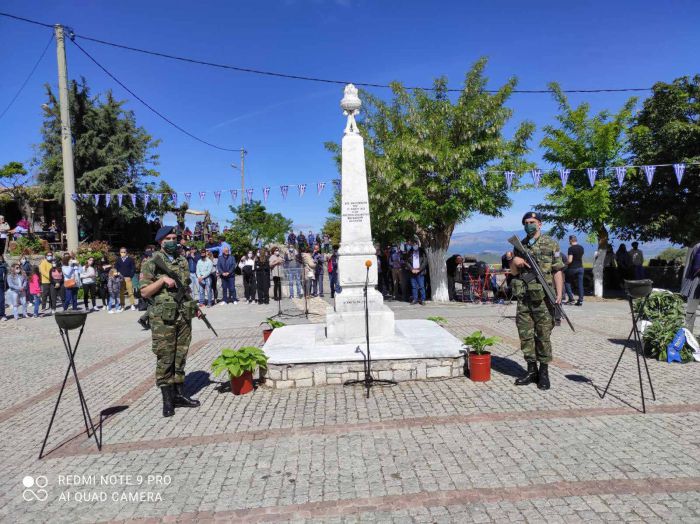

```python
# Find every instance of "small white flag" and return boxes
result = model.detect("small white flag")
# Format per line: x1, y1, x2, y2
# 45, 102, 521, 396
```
615, 167, 627, 187
642, 165, 656, 185
531, 169, 542, 188
674, 163, 686, 185
504, 171, 515, 190
586, 168, 597, 187
559, 168, 570, 187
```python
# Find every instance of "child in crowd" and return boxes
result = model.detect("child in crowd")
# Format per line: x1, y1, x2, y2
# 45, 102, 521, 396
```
29, 266, 41, 318
107, 268, 123, 314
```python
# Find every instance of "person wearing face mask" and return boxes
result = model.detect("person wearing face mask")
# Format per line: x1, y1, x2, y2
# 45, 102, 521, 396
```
39, 251, 54, 313
0, 215, 9, 255
0, 254, 7, 321
269, 247, 284, 302
238, 251, 257, 303
7, 264, 28, 320
402, 240, 428, 305
139, 226, 201, 417
115, 247, 137, 311
217, 246, 238, 305
506, 211, 565, 391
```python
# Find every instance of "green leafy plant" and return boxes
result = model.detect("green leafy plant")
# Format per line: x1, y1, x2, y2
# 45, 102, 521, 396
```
427, 316, 448, 325
211, 347, 269, 379
77, 240, 113, 264
635, 291, 690, 362
463, 330, 500, 355
260, 318, 286, 330
8, 236, 45, 256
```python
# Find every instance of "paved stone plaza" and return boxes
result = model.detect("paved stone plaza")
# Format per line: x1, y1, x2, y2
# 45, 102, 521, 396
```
1, 296, 699, 523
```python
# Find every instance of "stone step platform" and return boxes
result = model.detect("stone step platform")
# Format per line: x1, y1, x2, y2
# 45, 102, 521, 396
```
261, 320, 466, 388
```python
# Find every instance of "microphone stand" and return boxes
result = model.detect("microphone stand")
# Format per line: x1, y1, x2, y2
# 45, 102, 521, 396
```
344, 264, 397, 398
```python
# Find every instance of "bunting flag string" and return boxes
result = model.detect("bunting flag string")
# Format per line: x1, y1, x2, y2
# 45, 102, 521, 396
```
587, 168, 597, 187
643, 165, 656, 185
674, 163, 685, 185
64, 162, 699, 210
615, 166, 626, 187
559, 168, 570, 187
504, 171, 515, 190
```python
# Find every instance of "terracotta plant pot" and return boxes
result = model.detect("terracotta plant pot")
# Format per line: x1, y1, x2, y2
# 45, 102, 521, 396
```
230, 370, 254, 395
262, 329, 273, 343
468, 351, 491, 382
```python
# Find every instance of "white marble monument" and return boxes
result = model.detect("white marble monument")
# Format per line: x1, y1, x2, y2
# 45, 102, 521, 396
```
260, 85, 465, 388
325, 84, 395, 342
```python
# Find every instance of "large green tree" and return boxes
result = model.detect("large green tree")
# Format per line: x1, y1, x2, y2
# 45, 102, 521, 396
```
612, 75, 700, 246
36, 78, 170, 247
328, 59, 534, 301
536, 82, 636, 296
223, 200, 292, 254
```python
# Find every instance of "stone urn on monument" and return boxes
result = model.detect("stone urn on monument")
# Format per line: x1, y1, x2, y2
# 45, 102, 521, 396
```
325, 84, 395, 342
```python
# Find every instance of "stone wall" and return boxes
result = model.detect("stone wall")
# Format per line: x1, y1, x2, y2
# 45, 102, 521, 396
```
262, 356, 466, 389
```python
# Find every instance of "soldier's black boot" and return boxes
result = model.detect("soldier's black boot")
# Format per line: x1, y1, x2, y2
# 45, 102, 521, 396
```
173, 383, 200, 408
537, 363, 551, 390
514, 362, 539, 386
161, 385, 175, 417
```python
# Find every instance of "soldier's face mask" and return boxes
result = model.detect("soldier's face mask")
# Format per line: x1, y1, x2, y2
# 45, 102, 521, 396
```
524, 222, 538, 236
163, 240, 179, 255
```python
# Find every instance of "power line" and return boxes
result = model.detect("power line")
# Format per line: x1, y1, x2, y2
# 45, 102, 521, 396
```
0, 33, 54, 121
71, 39, 242, 152
1, 11, 653, 94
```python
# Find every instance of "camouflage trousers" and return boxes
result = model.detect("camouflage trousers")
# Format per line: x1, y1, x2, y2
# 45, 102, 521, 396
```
150, 315, 192, 387
516, 297, 555, 363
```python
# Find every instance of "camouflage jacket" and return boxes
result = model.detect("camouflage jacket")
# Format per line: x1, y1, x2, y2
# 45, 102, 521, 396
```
139, 251, 192, 306
513, 234, 565, 288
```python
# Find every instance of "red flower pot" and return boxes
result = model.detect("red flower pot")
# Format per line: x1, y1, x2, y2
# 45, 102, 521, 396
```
262, 329, 273, 343
230, 370, 254, 395
468, 351, 491, 382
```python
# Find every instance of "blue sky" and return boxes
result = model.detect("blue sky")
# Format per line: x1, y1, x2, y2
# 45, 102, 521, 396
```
1, 0, 698, 234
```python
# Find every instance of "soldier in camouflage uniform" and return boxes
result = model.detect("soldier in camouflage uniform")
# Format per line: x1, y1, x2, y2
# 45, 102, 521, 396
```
506, 212, 565, 390
140, 226, 201, 417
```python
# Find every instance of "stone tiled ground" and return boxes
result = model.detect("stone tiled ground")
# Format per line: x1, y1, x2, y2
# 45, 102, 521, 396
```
1, 295, 699, 522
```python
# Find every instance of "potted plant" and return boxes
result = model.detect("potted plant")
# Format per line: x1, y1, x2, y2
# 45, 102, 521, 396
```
260, 318, 286, 342
211, 346, 269, 395
463, 330, 500, 382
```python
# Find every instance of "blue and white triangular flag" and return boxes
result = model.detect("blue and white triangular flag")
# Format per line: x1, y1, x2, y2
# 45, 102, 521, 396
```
94, 194, 100, 206
642, 165, 656, 185
673, 163, 685, 185
229, 189, 237, 202
586, 168, 597, 187
317, 182, 326, 195
214, 190, 221, 205
280, 185, 289, 200
246, 188, 254, 203
298, 184, 307, 197
504, 171, 515, 190
117, 194, 124, 206
615, 167, 626, 187
559, 168, 570, 187
531, 169, 542, 188
184, 192, 192, 203
105, 193, 112, 206
263, 186, 270, 203
130, 194, 137, 206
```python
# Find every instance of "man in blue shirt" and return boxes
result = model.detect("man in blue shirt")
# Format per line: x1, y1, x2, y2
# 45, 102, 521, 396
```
217, 246, 238, 305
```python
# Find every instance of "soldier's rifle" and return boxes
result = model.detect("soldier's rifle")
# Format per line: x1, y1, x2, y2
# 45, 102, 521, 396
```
152, 257, 219, 337
508, 235, 575, 332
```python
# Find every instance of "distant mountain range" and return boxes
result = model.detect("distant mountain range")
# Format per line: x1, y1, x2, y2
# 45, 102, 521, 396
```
448, 229, 675, 263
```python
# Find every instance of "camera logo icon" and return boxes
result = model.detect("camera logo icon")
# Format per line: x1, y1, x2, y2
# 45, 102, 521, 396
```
22, 476, 48, 502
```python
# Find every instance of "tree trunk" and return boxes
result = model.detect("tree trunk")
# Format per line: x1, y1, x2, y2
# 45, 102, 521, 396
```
419, 226, 453, 303
593, 225, 609, 298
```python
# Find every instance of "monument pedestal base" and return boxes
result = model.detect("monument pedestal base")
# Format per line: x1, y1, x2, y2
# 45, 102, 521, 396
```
261, 320, 466, 389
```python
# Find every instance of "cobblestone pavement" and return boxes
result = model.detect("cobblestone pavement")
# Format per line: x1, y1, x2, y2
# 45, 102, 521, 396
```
1, 296, 699, 522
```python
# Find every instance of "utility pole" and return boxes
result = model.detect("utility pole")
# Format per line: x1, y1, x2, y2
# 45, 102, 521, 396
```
54, 24, 78, 252
240, 148, 246, 206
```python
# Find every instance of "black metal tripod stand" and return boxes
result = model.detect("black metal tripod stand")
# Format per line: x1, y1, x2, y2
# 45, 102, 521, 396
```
39, 313, 101, 459
599, 284, 656, 413
344, 265, 397, 398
